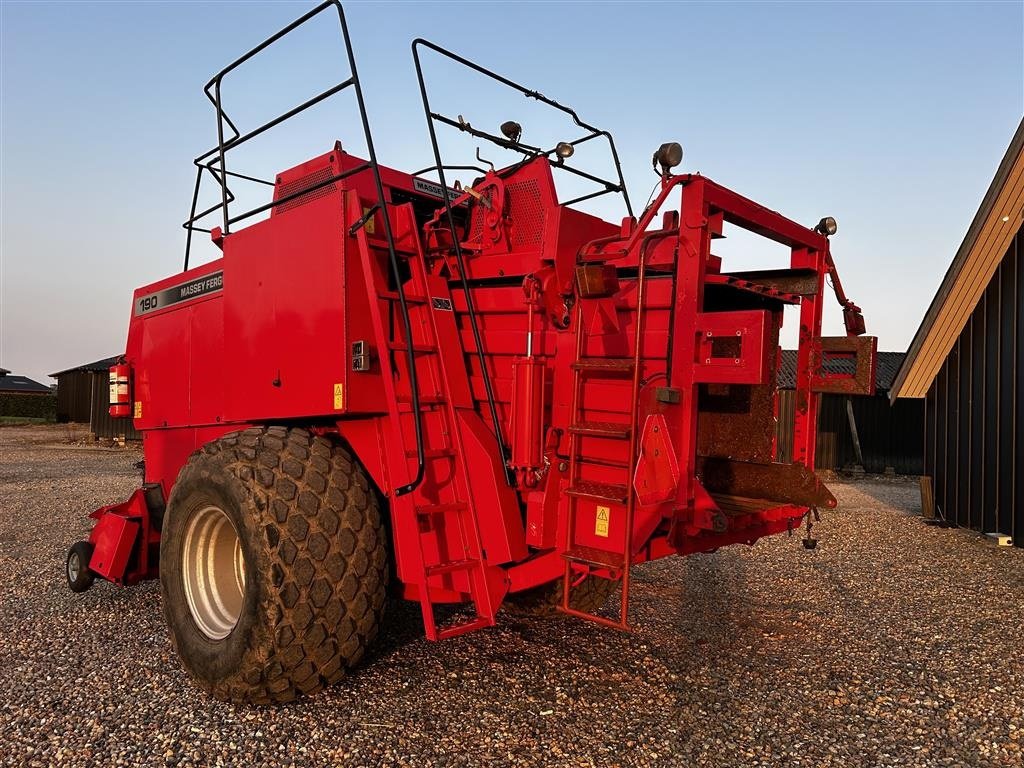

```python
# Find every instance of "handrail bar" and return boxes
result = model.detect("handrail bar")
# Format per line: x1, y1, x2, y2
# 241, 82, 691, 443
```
181, 0, 428, 494
411, 38, 633, 218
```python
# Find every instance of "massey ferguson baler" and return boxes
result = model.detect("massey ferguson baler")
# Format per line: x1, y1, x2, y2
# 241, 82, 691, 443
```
65, 1, 877, 704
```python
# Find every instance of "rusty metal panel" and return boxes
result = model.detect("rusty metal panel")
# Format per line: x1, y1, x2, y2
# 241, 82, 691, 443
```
720, 267, 820, 296
810, 336, 878, 395
696, 456, 836, 508
696, 307, 781, 465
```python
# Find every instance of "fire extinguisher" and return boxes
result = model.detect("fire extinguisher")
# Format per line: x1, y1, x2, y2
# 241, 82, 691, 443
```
109, 362, 131, 418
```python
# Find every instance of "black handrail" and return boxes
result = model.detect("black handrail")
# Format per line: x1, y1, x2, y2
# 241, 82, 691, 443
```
411, 38, 633, 218
181, 1, 428, 495
411, 39, 636, 488
412, 41, 517, 488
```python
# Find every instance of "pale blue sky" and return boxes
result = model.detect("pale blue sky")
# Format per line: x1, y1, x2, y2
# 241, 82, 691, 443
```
1, 0, 1022, 384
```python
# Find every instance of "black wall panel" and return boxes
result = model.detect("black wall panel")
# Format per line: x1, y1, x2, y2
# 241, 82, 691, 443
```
927, 226, 1022, 545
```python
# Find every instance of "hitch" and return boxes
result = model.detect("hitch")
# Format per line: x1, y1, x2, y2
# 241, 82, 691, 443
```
65, 484, 164, 592
802, 507, 821, 550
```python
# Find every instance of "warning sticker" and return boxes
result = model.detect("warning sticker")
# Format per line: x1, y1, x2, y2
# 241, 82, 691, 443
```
333, 383, 344, 410
595, 505, 610, 537
133, 401, 143, 419
362, 207, 376, 235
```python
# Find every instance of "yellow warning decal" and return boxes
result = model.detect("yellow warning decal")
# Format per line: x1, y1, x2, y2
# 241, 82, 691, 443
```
362, 207, 376, 235
595, 505, 610, 537
133, 401, 143, 419
333, 383, 344, 410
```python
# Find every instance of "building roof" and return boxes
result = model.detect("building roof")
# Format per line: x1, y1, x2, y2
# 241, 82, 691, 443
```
777, 349, 905, 393
50, 356, 121, 377
0, 374, 53, 394
891, 117, 1024, 401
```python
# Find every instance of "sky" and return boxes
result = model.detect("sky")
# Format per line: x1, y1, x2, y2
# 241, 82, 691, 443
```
1, 0, 1022, 385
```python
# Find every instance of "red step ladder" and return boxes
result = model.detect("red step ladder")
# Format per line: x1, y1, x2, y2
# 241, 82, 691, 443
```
560, 253, 654, 630
357, 202, 501, 640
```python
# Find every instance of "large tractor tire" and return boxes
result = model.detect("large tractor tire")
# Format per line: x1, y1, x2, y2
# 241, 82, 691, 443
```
160, 426, 387, 704
506, 574, 617, 616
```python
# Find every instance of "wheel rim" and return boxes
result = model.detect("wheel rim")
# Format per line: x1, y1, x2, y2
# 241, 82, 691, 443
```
68, 551, 80, 582
181, 505, 246, 640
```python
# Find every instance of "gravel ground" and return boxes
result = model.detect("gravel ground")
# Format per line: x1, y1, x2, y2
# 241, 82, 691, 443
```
1, 424, 1022, 767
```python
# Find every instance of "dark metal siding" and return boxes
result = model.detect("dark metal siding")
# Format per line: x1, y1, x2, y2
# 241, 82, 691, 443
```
70, 370, 140, 438
55, 371, 94, 423
776, 389, 796, 464
86, 372, 141, 440
775, 391, 924, 474
926, 224, 1022, 545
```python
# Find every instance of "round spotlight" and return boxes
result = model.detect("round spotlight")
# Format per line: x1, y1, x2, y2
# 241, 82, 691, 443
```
815, 216, 838, 237
500, 121, 522, 143
555, 142, 575, 159
653, 142, 683, 174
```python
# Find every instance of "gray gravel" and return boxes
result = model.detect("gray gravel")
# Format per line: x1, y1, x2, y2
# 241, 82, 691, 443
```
1, 424, 1022, 767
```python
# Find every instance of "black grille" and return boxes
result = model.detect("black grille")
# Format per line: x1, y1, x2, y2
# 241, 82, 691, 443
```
275, 167, 337, 214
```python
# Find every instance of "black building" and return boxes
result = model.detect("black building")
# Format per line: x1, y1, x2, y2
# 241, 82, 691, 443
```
0, 370, 52, 395
892, 118, 1023, 546
50, 357, 141, 440
776, 350, 923, 475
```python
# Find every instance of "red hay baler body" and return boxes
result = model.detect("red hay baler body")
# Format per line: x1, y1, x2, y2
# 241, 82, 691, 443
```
71, 1, 875, 673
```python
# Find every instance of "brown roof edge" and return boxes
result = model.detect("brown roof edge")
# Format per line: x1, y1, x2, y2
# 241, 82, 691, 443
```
890, 116, 1024, 403
49, 355, 123, 378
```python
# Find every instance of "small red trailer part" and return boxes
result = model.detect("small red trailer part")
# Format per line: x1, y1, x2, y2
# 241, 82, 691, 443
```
68, 1, 876, 704
66, 485, 163, 591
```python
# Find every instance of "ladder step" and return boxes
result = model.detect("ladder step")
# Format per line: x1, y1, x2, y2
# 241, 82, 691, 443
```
572, 357, 635, 373
379, 290, 428, 304
395, 393, 446, 404
437, 616, 492, 640
425, 558, 479, 577
568, 420, 631, 439
405, 447, 456, 459
563, 544, 626, 570
576, 456, 631, 471
389, 342, 436, 353
566, 480, 629, 504
415, 502, 467, 516
366, 238, 419, 257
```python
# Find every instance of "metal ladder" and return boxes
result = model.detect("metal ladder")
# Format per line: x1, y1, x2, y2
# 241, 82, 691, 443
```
373, 211, 500, 640
560, 254, 652, 630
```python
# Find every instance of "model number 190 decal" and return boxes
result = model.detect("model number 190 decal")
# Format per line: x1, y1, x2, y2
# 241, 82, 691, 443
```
134, 271, 224, 316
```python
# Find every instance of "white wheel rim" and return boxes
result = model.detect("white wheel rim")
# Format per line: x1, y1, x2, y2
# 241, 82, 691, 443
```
181, 505, 246, 640
68, 551, 80, 582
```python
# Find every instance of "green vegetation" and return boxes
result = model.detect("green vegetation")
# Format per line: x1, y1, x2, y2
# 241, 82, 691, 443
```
0, 393, 57, 422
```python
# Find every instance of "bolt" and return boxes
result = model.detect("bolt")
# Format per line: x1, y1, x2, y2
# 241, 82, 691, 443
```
558, 461, 568, 472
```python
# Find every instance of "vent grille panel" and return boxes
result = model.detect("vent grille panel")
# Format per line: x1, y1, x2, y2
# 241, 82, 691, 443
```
507, 179, 544, 248
275, 167, 337, 214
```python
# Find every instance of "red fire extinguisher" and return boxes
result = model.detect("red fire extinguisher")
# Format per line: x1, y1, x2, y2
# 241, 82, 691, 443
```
108, 362, 131, 418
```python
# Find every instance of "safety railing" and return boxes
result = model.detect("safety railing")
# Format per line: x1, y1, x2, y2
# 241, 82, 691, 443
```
180, 0, 427, 495
410, 40, 635, 487
411, 39, 633, 216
